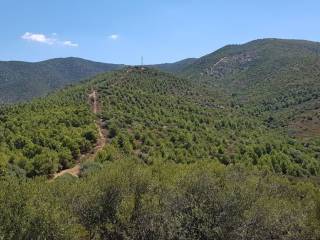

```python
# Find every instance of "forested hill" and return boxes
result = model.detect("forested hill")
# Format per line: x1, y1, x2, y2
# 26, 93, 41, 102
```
165, 38, 320, 81
157, 38, 320, 98
1, 67, 319, 178
156, 38, 320, 140
0, 57, 124, 103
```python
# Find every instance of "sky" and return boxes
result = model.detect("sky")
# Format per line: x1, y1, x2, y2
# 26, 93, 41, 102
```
1, 0, 320, 65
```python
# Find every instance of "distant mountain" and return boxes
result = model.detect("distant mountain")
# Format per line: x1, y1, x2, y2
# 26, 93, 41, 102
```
177, 39, 320, 90
160, 39, 320, 139
0, 57, 124, 103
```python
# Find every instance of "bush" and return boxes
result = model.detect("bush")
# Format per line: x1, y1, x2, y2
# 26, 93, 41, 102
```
30, 150, 59, 176
83, 130, 97, 143
79, 161, 103, 178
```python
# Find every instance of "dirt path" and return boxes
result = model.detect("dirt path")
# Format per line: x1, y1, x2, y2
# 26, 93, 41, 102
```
88, 90, 107, 153
52, 90, 106, 179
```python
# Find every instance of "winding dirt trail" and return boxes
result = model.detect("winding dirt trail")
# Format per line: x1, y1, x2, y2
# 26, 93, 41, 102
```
52, 90, 106, 179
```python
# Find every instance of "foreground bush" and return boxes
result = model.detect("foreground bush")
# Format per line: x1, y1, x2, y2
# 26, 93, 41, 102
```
0, 159, 319, 239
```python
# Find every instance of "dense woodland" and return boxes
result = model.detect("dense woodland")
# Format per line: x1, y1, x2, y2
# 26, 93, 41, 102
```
0, 86, 99, 177
1, 39, 320, 239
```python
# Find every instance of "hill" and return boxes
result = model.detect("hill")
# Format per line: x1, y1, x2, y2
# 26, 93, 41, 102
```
160, 39, 320, 140
1, 67, 319, 178
0, 57, 124, 103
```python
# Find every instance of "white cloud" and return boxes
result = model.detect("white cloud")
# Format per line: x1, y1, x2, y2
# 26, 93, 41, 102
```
21, 32, 79, 47
21, 32, 56, 45
63, 41, 79, 47
109, 34, 119, 40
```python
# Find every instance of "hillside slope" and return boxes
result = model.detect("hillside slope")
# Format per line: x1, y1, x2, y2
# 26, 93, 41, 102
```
0, 57, 124, 103
163, 39, 320, 140
0, 67, 320, 239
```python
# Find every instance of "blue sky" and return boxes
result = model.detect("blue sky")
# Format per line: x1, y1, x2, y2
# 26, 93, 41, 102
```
1, 0, 320, 64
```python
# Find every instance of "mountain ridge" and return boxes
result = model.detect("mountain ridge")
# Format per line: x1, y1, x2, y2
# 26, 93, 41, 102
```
0, 57, 125, 103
